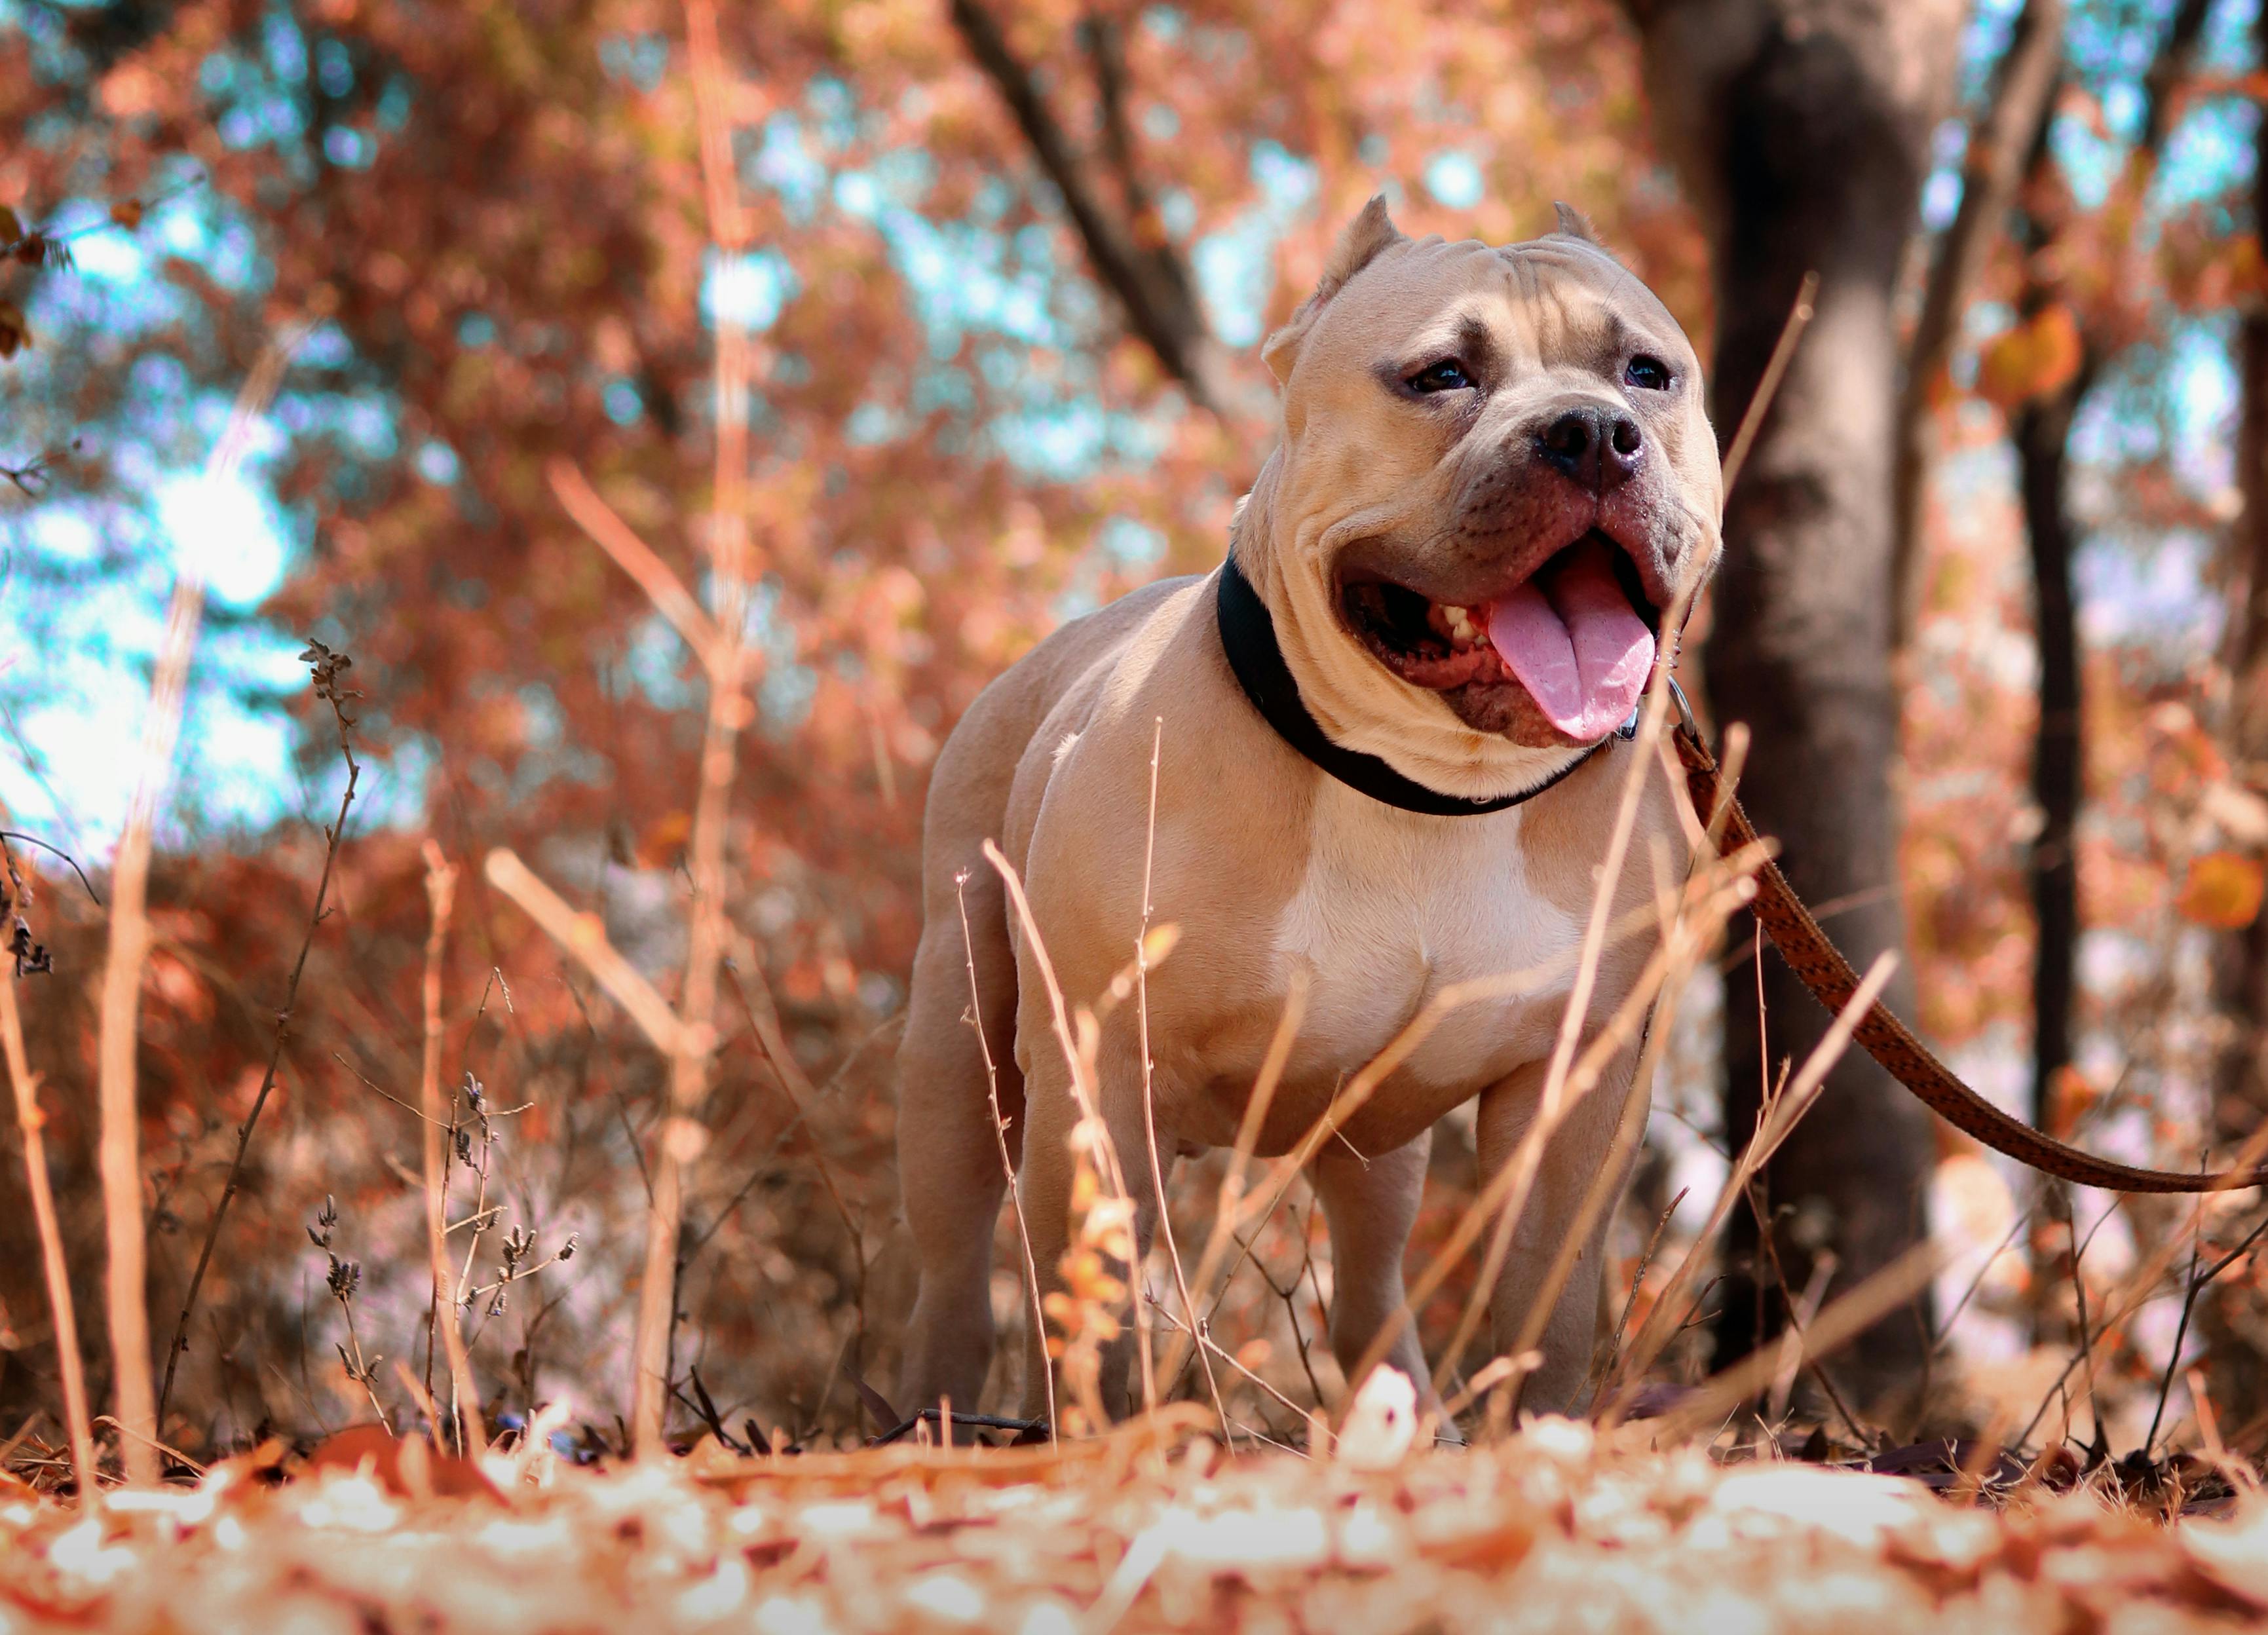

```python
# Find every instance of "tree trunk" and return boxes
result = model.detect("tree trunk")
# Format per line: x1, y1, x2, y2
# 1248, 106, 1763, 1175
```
2216, 0, 2268, 1129
1629, 0, 1961, 1407
2011, 0, 2204, 1134
2017, 378, 2087, 1129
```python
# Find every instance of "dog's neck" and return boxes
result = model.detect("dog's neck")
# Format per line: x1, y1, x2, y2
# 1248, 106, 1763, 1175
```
1215, 552, 1621, 816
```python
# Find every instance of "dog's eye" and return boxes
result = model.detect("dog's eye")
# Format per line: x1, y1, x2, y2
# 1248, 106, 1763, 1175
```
1407, 359, 1474, 394
1624, 354, 1672, 391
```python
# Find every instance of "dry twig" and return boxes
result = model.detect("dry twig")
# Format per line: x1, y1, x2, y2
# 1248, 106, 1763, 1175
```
160, 638, 361, 1429
104, 335, 297, 1482
0, 836, 97, 1498
420, 844, 483, 1454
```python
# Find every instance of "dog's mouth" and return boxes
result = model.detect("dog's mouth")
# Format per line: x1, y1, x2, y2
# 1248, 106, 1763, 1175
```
1340, 533, 1659, 742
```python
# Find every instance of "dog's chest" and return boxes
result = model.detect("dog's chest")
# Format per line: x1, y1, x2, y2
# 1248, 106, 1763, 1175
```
1271, 785, 1582, 1089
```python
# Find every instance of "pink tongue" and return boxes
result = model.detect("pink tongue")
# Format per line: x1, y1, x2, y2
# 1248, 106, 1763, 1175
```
1484, 542, 1655, 742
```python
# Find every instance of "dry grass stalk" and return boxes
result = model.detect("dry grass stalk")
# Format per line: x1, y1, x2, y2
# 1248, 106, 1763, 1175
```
1601, 950, 1899, 1410
2014, 1116, 2268, 1448
981, 840, 1134, 1199
1443, 605, 1753, 1413
0, 846, 98, 1500
1718, 271, 1818, 497
723, 931, 872, 1398
1213, 945, 1636, 1297
1649, 1238, 1944, 1441
1336, 681, 1755, 1413
98, 337, 297, 1484
1763, 1252, 1838, 1425
1135, 719, 1213, 1427
420, 844, 483, 1455
952, 874, 1057, 1441
1507, 836, 1737, 1410
1180, 879, 1724, 1419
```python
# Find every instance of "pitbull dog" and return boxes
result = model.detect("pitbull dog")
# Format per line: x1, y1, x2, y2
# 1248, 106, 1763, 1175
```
895, 198, 1722, 1424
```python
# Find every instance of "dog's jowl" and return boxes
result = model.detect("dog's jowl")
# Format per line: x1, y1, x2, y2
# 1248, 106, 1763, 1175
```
894, 197, 1723, 1428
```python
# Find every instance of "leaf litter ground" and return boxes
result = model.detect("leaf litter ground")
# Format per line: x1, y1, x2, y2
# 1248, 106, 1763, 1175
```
7, 1408, 2268, 1633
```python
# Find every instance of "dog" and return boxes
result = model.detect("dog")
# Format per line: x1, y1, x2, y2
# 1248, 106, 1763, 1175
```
894, 197, 1723, 1426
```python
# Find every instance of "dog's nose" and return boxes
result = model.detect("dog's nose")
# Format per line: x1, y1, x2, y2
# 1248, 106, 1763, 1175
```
1538, 405, 1643, 491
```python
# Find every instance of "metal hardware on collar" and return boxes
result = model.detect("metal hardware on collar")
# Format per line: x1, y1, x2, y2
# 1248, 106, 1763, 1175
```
1667, 675, 1699, 743
1214, 555, 1613, 817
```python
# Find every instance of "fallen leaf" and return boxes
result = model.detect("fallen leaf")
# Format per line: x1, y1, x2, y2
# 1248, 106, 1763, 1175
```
301, 1423, 504, 1501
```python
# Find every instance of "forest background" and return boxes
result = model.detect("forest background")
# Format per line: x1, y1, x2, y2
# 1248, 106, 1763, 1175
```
6, 0, 2268, 1466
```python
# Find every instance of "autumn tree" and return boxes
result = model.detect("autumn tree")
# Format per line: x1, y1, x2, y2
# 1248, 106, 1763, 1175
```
1625, 0, 1965, 1402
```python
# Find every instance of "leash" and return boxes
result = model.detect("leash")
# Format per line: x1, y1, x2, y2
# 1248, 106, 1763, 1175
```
1667, 683, 2268, 1195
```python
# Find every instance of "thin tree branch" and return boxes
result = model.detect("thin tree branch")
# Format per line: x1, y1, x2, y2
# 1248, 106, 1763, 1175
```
950, 0, 1226, 410
482, 849, 686, 1057
546, 459, 725, 668
618, 0, 757, 1456
1890, 0, 2065, 648
2139, 0, 2215, 161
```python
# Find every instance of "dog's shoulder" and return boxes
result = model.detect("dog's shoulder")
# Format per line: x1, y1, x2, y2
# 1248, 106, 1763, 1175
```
939, 573, 1210, 773
1015, 571, 1211, 701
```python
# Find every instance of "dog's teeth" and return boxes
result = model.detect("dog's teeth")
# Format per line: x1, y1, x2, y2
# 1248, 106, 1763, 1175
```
1440, 605, 1481, 646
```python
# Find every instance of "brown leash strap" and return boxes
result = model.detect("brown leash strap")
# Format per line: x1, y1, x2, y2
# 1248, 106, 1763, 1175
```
1671, 713, 2268, 1195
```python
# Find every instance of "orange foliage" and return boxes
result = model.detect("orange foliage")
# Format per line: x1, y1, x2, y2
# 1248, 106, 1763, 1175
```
1976, 303, 2083, 409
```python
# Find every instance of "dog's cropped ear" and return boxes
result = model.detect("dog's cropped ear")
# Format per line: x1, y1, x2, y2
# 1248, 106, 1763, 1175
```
1551, 201, 1600, 244
1262, 195, 1407, 385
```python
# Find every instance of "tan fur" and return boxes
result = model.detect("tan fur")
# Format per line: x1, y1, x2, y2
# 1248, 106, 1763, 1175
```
895, 199, 1722, 1427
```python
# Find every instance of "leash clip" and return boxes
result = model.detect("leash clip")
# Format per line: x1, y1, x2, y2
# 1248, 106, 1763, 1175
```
1666, 677, 1701, 745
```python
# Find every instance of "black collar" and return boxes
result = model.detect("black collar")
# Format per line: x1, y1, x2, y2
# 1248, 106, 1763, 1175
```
1214, 555, 1621, 817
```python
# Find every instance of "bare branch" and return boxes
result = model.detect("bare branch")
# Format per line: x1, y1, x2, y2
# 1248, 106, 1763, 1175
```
1082, 12, 1149, 226
482, 848, 688, 1057
1889, 0, 2065, 650
547, 459, 725, 669
951, 0, 1228, 410
2138, 0, 2215, 162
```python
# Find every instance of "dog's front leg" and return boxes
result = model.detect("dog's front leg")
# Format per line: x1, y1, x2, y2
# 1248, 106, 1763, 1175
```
1312, 1131, 1437, 1409
1473, 1040, 1643, 1414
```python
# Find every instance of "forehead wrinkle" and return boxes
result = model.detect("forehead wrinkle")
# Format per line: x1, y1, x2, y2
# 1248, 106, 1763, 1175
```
1498, 239, 1672, 361
1488, 253, 1547, 372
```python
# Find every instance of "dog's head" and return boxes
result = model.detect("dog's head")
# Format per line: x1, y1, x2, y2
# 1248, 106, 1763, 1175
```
1236, 198, 1721, 800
